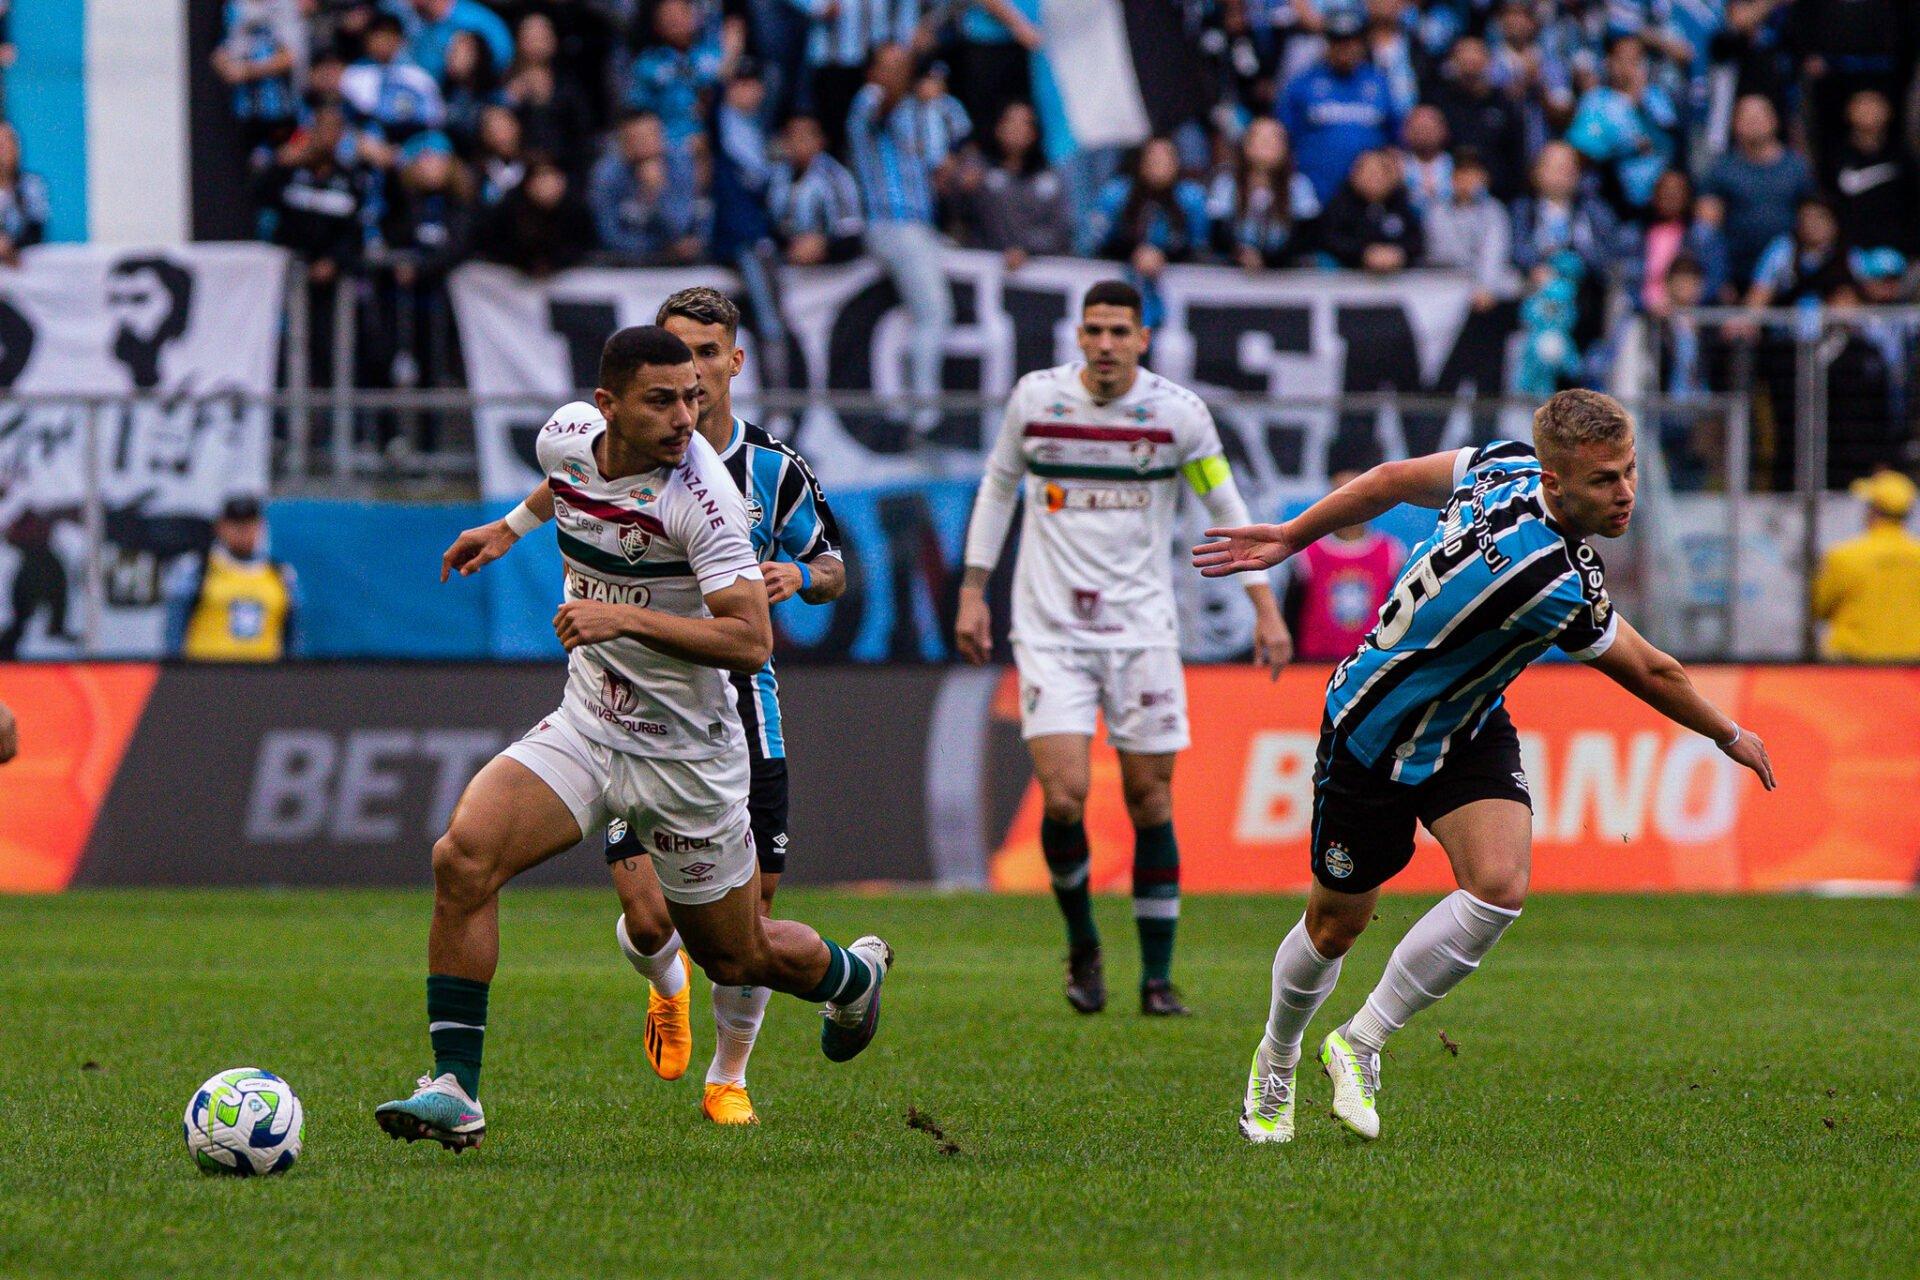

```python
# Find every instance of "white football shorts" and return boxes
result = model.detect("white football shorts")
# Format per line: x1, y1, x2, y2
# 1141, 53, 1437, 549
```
502, 707, 754, 904
1011, 643, 1190, 754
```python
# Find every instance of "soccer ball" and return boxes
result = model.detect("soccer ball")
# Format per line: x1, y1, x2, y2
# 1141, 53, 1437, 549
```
183, 1068, 303, 1176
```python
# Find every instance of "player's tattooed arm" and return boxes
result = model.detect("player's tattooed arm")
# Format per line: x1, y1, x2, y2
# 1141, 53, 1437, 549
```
441, 482, 554, 581
1591, 618, 1777, 791
761, 554, 846, 605
553, 577, 773, 673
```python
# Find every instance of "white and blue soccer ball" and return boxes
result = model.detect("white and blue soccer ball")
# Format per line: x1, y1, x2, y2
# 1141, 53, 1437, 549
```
183, 1068, 303, 1176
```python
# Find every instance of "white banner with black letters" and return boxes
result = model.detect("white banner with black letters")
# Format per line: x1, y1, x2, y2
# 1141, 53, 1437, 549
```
452, 252, 1523, 659
0, 242, 287, 656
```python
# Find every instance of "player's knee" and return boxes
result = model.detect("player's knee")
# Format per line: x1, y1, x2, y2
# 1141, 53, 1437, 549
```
1039, 778, 1089, 824
1121, 779, 1171, 827
432, 828, 498, 906
1462, 866, 1528, 913
1305, 900, 1369, 958
621, 901, 675, 955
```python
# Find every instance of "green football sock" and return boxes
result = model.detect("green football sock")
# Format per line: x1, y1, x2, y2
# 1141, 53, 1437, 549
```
801, 939, 876, 1004
1041, 817, 1100, 951
426, 974, 488, 1098
1133, 822, 1180, 984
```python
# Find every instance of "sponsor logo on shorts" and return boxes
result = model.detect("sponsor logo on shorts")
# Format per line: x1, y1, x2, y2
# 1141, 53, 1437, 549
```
607, 818, 629, 843
1512, 770, 1530, 792
1072, 589, 1101, 622
567, 567, 650, 606
1323, 842, 1354, 879
681, 861, 715, 884
654, 831, 714, 856
1140, 688, 1177, 708
1042, 482, 1151, 513
773, 833, 788, 849
1023, 684, 1042, 712
619, 523, 652, 563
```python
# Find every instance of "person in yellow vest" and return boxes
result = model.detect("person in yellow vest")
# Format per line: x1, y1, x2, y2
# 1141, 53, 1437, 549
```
164, 496, 300, 661
1811, 469, 1920, 662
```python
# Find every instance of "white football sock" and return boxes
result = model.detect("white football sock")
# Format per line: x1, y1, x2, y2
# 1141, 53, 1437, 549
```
615, 915, 686, 998
706, 983, 772, 1086
1261, 916, 1344, 1069
1343, 890, 1519, 1056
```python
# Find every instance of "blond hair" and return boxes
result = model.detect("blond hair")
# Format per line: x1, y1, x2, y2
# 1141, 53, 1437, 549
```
1532, 389, 1634, 466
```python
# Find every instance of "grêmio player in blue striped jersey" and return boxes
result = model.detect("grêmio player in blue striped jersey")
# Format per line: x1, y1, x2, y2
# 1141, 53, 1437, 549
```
1193, 390, 1776, 1145
441, 289, 844, 1126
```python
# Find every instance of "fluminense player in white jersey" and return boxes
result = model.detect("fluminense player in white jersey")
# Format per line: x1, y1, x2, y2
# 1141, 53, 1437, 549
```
957, 280, 1293, 1017
374, 327, 892, 1151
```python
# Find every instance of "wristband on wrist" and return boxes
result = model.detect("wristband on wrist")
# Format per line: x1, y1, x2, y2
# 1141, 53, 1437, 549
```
503, 502, 543, 537
1719, 725, 1742, 749
797, 561, 812, 592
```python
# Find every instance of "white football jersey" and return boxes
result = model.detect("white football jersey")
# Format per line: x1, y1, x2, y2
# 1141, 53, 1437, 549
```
967, 364, 1231, 649
537, 402, 762, 759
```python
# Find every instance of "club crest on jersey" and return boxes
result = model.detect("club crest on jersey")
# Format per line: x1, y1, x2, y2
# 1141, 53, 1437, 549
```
1129, 437, 1158, 473
619, 523, 652, 563
744, 496, 765, 525
1323, 842, 1355, 879
602, 671, 637, 714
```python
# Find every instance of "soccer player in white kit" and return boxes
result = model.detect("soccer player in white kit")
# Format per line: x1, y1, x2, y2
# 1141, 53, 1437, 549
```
957, 280, 1292, 1016
375, 327, 891, 1150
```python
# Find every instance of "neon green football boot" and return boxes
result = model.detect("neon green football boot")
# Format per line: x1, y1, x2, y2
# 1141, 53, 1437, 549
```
1319, 1030, 1381, 1140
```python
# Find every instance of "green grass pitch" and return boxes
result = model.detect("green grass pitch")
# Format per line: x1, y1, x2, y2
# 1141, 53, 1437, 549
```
1, 889, 1915, 1279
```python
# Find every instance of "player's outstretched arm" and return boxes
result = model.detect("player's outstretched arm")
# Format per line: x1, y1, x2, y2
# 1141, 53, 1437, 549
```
552, 577, 773, 673
1590, 617, 1776, 790
1191, 452, 1461, 578
0, 699, 17, 764
440, 483, 554, 581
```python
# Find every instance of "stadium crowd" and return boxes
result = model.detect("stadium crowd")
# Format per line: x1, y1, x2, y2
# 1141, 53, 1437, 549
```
141, 1, 1920, 481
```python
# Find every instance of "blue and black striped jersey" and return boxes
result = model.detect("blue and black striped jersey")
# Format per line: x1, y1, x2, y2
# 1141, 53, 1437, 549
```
1323, 440, 1619, 783
717, 417, 842, 761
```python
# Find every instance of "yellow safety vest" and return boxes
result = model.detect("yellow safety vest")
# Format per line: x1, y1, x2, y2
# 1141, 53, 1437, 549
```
1812, 523, 1920, 662
183, 548, 291, 662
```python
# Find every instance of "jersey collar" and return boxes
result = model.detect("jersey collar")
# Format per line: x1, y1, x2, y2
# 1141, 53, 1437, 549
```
716, 416, 747, 461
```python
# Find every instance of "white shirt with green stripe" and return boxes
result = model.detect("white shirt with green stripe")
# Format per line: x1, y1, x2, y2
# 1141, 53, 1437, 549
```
965, 363, 1252, 650
537, 401, 763, 760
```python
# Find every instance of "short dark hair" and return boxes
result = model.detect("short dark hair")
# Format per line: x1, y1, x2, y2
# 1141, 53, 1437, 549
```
1082, 280, 1143, 321
367, 12, 405, 37
599, 325, 693, 392
655, 286, 740, 342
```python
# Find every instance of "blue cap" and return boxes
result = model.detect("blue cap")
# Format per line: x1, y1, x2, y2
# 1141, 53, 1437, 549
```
1323, 6, 1366, 39
1851, 247, 1908, 282
401, 129, 454, 162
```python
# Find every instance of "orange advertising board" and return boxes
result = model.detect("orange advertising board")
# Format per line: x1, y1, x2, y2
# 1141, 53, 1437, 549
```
0, 664, 157, 892
989, 665, 1920, 894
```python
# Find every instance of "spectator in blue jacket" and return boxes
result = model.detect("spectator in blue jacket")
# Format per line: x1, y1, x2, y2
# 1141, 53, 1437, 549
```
1278, 7, 1404, 203
625, 0, 728, 154
1088, 135, 1211, 272
393, 0, 513, 83
213, 0, 308, 162
341, 13, 445, 147
0, 121, 50, 267
1566, 32, 1677, 216
588, 112, 704, 263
